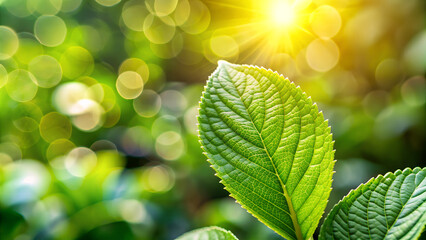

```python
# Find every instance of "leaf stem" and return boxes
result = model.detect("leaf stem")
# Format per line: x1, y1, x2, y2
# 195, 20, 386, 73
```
282, 184, 304, 240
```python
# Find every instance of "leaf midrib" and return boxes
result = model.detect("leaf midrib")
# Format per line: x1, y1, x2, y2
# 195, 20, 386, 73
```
382, 174, 423, 239
252, 96, 304, 240
221, 66, 304, 240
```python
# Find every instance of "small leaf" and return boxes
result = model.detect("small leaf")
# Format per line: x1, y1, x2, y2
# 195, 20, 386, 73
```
198, 61, 335, 240
176, 226, 239, 240
319, 167, 426, 240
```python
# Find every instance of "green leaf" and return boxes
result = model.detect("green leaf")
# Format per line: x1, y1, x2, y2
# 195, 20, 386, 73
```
320, 167, 426, 240
197, 61, 335, 240
176, 226, 239, 240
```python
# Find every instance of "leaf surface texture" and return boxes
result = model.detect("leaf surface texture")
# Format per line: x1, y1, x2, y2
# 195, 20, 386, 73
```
320, 167, 426, 240
198, 61, 335, 240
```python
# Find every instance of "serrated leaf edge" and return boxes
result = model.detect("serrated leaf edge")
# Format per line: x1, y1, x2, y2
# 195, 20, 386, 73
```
319, 167, 426, 240
197, 61, 336, 240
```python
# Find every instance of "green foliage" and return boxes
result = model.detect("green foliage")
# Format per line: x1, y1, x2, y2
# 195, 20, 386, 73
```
320, 167, 426, 240
176, 226, 239, 240
195, 62, 425, 240
198, 61, 335, 240
0, 0, 424, 239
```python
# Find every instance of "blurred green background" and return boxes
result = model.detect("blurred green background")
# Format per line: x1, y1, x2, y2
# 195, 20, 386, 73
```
0, 0, 424, 239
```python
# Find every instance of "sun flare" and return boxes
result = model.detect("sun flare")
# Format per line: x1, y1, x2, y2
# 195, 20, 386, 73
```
201, 0, 341, 65
270, 1, 296, 28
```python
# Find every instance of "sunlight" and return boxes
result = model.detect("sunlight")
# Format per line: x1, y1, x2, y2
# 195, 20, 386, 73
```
270, 1, 296, 28
197, 0, 315, 61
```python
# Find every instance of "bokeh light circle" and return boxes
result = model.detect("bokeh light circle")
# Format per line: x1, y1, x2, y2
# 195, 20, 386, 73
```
46, 138, 75, 161
96, 0, 121, 7
210, 35, 239, 58
6, 70, 38, 102
72, 25, 107, 54
155, 131, 184, 160
60, 46, 94, 79
122, 0, 149, 32
160, 90, 187, 116
172, 0, 190, 26
27, 0, 63, 15
180, 0, 210, 35
119, 58, 149, 83
306, 38, 340, 72
53, 82, 88, 115
150, 33, 184, 59
61, 0, 82, 12
116, 71, 144, 99
13, 116, 39, 133
91, 139, 117, 152
34, 15, 67, 47
13, 102, 43, 125
151, 115, 181, 137
86, 83, 105, 103
0, 26, 19, 60
310, 5, 341, 38
154, 0, 178, 17
15, 37, 44, 64
65, 147, 97, 177
141, 165, 175, 192
143, 14, 176, 44
70, 99, 104, 132
0, 142, 22, 163
98, 84, 117, 112
39, 112, 72, 143
102, 104, 121, 128
28, 55, 62, 88
4, 0, 32, 17
118, 199, 147, 223
133, 89, 161, 118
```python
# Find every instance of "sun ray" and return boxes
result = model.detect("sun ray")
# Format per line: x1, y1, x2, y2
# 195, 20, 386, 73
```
203, 0, 259, 13
203, 0, 337, 66
212, 21, 266, 32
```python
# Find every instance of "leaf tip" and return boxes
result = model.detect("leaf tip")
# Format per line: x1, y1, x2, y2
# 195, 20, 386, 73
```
218, 60, 232, 67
